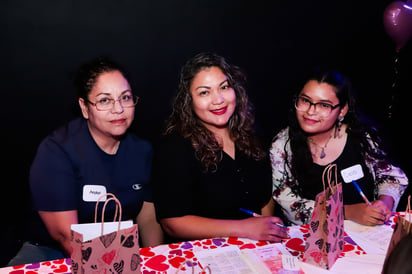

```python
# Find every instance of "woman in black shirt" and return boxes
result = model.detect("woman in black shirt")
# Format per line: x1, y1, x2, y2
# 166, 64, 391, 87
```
152, 52, 287, 243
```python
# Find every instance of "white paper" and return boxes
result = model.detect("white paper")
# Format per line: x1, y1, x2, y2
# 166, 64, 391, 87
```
330, 254, 386, 274
194, 244, 303, 274
344, 220, 393, 255
281, 254, 301, 271
71, 220, 134, 241
241, 248, 273, 274
298, 261, 338, 274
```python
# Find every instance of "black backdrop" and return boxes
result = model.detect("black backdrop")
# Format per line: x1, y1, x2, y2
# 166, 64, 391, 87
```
1, 0, 411, 265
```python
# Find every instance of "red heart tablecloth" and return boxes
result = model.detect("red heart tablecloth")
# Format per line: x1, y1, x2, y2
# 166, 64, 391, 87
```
4, 212, 403, 274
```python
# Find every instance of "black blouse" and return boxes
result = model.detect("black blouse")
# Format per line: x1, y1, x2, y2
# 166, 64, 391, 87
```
151, 132, 273, 221
300, 137, 375, 205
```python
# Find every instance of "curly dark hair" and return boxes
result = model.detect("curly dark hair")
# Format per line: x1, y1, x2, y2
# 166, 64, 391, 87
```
281, 66, 386, 197
165, 52, 266, 171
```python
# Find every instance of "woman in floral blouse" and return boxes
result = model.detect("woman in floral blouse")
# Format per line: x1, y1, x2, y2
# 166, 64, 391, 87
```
270, 67, 408, 226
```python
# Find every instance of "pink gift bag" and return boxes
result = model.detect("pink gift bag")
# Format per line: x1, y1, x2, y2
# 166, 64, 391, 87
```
70, 193, 140, 274
303, 164, 344, 270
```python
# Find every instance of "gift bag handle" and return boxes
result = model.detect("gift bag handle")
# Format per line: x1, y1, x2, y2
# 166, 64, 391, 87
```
94, 193, 120, 223
322, 163, 338, 193
94, 193, 122, 235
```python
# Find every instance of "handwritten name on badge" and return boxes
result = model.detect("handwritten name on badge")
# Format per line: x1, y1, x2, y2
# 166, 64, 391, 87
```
83, 185, 107, 202
341, 164, 364, 183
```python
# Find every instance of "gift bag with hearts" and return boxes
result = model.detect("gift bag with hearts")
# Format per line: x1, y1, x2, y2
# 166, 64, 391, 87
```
302, 164, 344, 270
70, 193, 140, 273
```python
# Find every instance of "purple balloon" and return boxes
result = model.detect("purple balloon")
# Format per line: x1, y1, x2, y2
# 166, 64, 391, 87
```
383, 0, 412, 51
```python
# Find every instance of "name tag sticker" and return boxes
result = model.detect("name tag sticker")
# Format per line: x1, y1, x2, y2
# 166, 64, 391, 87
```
340, 164, 364, 183
83, 185, 107, 202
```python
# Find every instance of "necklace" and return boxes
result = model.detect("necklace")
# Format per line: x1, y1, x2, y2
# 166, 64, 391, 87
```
308, 133, 333, 159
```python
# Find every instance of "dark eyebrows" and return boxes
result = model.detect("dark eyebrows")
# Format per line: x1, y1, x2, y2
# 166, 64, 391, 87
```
220, 79, 229, 86
299, 94, 335, 104
95, 89, 132, 97
194, 79, 229, 91
195, 85, 210, 91
121, 89, 133, 94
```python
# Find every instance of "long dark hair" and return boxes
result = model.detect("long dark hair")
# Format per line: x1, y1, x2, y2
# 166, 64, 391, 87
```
165, 52, 266, 171
281, 67, 386, 196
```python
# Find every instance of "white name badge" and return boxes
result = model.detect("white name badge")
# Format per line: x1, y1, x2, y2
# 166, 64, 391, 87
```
340, 164, 364, 183
82, 185, 107, 202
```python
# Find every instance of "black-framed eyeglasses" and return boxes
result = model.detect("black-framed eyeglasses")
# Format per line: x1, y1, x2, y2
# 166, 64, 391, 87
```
295, 96, 340, 117
86, 94, 139, 111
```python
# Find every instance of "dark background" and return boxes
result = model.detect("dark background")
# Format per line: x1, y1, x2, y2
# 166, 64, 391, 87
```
1, 0, 411, 266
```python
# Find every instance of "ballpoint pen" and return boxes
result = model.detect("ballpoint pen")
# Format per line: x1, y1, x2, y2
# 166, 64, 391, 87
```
342, 165, 393, 223
340, 164, 372, 206
239, 208, 287, 228
239, 208, 261, 217
351, 180, 372, 206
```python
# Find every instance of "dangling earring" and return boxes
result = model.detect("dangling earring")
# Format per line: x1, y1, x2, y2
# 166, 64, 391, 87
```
337, 116, 344, 137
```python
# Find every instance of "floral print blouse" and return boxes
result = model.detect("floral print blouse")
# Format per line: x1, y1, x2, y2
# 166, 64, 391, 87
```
270, 127, 409, 225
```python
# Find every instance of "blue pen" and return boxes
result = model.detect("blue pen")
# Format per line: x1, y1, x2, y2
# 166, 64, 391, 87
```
239, 207, 260, 217
340, 165, 371, 206
352, 180, 372, 205
239, 208, 287, 228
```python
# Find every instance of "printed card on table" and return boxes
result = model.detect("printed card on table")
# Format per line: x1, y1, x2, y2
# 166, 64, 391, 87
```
194, 244, 303, 274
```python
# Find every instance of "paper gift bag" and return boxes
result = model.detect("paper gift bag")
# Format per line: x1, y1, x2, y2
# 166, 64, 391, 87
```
303, 164, 345, 270
70, 193, 140, 274
383, 195, 411, 263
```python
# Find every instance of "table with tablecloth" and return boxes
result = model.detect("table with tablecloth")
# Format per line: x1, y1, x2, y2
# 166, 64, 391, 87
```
2, 212, 405, 274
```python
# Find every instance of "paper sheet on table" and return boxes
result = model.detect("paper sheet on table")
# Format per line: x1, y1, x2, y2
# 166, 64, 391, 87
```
194, 245, 263, 274
344, 220, 393, 255
194, 244, 302, 274
330, 254, 386, 274
298, 261, 338, 274
297, 253, 386, 274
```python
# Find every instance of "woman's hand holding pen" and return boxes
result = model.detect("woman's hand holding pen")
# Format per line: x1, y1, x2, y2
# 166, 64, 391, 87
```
371, 198, 392, 221
344, 201, 391, 226
239, 216, 288, 242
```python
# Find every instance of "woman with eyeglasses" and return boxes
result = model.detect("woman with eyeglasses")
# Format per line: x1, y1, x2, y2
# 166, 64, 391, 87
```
151, 52, 287, 243
269, 66, 408, 226
7, 56, 163, 266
